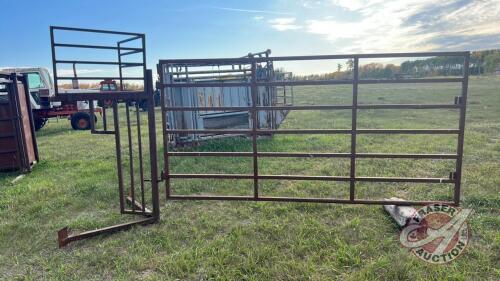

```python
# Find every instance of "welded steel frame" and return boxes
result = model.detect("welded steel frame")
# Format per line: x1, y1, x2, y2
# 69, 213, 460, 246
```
50, 26, 159, 247
158, 51, 470, 206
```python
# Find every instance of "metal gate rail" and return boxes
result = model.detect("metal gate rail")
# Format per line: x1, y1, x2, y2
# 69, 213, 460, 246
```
158, 52, 470, 206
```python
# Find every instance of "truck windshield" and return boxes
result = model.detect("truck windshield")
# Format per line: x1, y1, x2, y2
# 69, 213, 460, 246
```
27, 73, 45, 89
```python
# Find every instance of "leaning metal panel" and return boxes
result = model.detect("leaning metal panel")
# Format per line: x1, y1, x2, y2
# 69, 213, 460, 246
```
158, 52, 470, 206
49, 27, 159, 247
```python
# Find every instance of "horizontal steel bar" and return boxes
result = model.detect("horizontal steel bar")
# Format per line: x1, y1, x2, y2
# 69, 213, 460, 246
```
170, 173, 254, 179
160, 78, 462, 88
168, 152, 253, 157
57, 76, 144, 80
91, 131, 116, 135
167, 195, 456, 206
121, 210, 153, 216
260, 175, 350, 181
161, 82, 251, 88
51, 26, 144, 36
358, 78, 463, 84
120, 50, 143, 56
164, 129, 459, 135
118, 35, 142, 44
356, 177, 454, 183
160, 53, 464, 66
175, 74, 251, 81
165, 129, 252, 134
168, 174, 453, 183
163, 104, 459, 111
55, 60, 143, 66
54, 91, 147, 101
158, 52, 468, 65
356, 153, 458, 159
168, 69, 251, 75
355, 129, 459, 134
254, 78, 462, 87
57, 217, 154, 247
53, 43, 141, 51
357, 104, 460, 109
164, 106, 252, 111
258, 129, 459, 134
267, 52, 469, 61
120, 63, 144, 68
167, 152, 458, 159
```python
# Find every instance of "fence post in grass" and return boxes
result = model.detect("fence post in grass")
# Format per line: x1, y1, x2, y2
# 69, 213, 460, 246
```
350, 57, 359, 201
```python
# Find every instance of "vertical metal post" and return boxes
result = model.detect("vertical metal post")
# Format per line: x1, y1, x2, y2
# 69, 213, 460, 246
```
454, 53, 470, 206
141, 35, 147, 91
135, 104, 146, 212
50, 27, 59, 95
158, 64, 171, 200
125, 103, 136, 209
146, 69, 160, 220
113, 101, 125, 212
350, 58, 359, 201
89, 100, 96, 133
103, 107, 108, 132
251, 60, 259, 198
117, 43, 124, 91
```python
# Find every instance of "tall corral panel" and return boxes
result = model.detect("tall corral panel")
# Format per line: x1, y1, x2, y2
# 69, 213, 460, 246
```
0, 72, 38, 172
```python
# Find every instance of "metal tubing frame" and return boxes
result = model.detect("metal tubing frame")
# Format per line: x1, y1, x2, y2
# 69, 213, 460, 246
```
158, 51, 470, 206
57, 70, 159, 247
51, 27, 159, 247
50, 26, 146, 99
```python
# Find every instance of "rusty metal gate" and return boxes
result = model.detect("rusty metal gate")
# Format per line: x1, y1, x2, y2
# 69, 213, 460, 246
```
49, 26, 159, 247
158, 52, 469, 206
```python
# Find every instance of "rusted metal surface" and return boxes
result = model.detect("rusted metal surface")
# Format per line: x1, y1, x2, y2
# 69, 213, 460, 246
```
0, 72, 38, 172
158, 51, 470, 206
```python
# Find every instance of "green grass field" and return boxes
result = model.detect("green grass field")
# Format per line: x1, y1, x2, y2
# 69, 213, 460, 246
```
0, 76, 499, 280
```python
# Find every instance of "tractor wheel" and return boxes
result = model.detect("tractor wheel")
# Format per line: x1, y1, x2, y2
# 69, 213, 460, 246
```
70, 112, 93, 130
34, 116, 47, 131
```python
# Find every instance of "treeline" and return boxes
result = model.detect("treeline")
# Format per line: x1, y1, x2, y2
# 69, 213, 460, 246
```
296, 49, 500, 80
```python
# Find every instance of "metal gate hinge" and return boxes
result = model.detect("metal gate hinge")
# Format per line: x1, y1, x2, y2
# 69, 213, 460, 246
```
449, 171, 458, 180
454, 96, 463, 105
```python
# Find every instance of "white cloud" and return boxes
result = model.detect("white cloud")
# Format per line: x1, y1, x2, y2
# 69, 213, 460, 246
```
268, 17, 302, 31
330, 0, 380, 11
253, 15, 264, 21
304, 0, 500, 52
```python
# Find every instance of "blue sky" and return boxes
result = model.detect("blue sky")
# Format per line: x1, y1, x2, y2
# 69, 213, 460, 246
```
1, 0, 499, 75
